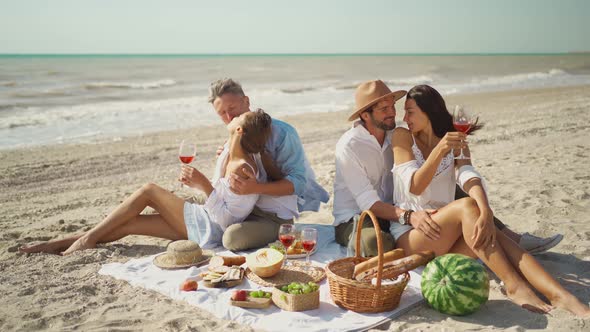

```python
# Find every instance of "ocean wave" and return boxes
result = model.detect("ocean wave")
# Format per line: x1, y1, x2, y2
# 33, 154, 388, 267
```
385, 75, 435, 86
0, 81, 17, 87
473, 69, 567, 86
333, 76, 435, 91
280, 86, 317, 94
9, 89, 72, 98
85, 79, 177, 90
0, 95, 208, 130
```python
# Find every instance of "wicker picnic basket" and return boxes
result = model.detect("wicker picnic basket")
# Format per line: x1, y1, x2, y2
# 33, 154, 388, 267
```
271, 284, 320, 312
325, 210, 410, 313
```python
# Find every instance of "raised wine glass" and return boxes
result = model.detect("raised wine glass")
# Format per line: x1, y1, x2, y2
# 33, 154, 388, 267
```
278, 224, 295, 267
452, 105, 477, 160
301, 227, 318, 270
178, 140, 196, 188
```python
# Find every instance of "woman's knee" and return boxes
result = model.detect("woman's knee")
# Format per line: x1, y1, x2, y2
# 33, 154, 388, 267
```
139, 182, 169, 206
456, 197, 479, 218
139, 182, 159, 196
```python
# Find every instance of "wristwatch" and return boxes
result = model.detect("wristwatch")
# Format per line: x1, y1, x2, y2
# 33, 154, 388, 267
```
399, 209, 414, 225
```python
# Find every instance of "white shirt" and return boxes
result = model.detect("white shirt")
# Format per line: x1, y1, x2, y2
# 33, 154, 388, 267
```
332, 121, 394, 226
392, 136, 455, 211
215, 143, 299, 220
204, 152, 262, 230
393, 135, 487, 212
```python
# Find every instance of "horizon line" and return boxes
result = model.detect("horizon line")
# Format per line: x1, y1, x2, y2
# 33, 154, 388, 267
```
0, 52, 588, 57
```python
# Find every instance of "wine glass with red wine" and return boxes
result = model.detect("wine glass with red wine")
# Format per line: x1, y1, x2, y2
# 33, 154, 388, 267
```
301, 227, 317, 270
178, 140, 196, 188
278, 224, 295, 266
452, 106, 476, 160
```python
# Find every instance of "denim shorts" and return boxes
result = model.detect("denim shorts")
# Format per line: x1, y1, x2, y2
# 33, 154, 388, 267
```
183, 202, 223, 249
389, 222, 413, 241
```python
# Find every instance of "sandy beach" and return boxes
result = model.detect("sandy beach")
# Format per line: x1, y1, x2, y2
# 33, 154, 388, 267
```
1, 85, 590, 331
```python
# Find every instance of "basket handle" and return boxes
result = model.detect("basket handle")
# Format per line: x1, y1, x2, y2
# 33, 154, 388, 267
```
354, 210, 384, 289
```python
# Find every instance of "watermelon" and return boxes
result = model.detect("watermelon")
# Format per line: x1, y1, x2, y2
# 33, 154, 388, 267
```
421, 253, 489, 315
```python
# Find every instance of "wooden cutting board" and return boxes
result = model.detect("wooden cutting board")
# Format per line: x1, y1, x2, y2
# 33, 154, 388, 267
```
202, 268, 245, 288
230, 296, 273, 309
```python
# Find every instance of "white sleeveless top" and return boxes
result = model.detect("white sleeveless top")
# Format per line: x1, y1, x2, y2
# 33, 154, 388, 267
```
392, 135, 455, 211
203, 153, 263, 230
213, 142, 299, 220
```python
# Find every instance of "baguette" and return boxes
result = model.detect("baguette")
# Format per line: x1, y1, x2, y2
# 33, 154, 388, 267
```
352, 249, 405, 279
356, 250, 435, 282
209, 255, 246, 268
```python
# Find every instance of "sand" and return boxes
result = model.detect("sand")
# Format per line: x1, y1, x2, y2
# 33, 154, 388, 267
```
1, 85, 589, 331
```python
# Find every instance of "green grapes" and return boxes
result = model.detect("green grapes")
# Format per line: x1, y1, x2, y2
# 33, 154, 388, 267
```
279, 282, 319, 295
249, 290, 272, 298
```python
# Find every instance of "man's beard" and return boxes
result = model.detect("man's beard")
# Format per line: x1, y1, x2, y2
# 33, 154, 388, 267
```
370, 113, 396, 131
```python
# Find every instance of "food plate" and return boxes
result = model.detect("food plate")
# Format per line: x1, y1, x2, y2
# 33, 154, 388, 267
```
286, 247, 317, 259
269, 241, 317, 259
245, 261, 326, 287
202, 267, 245, 288
230, 290, 273, 309
230, 296, 273, 309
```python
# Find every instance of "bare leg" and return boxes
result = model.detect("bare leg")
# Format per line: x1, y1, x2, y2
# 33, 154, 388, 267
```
20, 213, 188, 255
455, 184, 521, 242
19, 235, 82, 254
62, 183, 187, 255
396, 198, 552, 314
93, 214, 186, 243
496, 231, 590, 317
61, 183, 187, 255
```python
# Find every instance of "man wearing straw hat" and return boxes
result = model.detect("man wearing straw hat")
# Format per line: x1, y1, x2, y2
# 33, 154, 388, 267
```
333, 80, 563, 256
332, 80, 433, 256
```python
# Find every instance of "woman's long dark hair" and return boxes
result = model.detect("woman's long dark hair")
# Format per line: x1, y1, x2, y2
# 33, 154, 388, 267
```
406, 85, 482, 138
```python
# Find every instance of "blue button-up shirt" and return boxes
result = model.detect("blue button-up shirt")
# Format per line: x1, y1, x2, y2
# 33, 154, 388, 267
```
266, 118, 329, 212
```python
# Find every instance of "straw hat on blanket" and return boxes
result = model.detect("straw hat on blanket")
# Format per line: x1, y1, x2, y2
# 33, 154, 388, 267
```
153, 240, 213, 270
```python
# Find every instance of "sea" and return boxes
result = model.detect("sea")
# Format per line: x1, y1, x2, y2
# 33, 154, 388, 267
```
1, 54, 589, 150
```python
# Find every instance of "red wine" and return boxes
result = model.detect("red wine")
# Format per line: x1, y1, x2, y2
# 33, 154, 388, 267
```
453, 123, 471, 134
179, 155, 195, 164
302, 240, 316, 252
279, 234, 295, 248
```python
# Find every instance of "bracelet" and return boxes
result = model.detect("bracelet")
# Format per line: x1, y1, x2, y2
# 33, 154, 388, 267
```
404, 209, 414, 225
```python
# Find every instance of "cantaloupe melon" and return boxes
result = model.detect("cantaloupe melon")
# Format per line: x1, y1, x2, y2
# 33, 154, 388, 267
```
246, 248, 284, 277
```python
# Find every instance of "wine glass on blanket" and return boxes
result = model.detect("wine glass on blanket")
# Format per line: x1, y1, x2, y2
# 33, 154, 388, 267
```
178, 140, 196, 188
452, 105, 478, 160
301, 227, 318, 270
278, 224, 295, 267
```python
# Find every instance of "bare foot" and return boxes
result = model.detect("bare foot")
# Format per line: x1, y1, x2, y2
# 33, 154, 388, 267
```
506, 285, 553, 314
19, 237, 78, 254
61, 236, 96, 255
550, 292, 590, 318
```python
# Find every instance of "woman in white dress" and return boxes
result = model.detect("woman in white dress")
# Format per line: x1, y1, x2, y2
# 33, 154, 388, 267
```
20, 109, 272, 255
391, 85, 589, 317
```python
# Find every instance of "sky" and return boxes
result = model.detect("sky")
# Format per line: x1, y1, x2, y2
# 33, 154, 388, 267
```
0, 0, 588, 54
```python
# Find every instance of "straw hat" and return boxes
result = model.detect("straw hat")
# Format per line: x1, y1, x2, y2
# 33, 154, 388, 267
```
153, 240, 213, 270
348, 80, 407, 121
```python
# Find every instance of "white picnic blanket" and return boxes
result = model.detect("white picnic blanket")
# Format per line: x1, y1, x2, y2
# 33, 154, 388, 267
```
98, 225, 425, 332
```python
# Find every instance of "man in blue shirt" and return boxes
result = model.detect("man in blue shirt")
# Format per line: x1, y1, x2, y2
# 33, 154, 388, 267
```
198, 78, 329, 251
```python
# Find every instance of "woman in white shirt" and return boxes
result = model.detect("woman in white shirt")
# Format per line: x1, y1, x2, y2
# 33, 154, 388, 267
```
391, 85, 589, 317
20, 109, 272, 254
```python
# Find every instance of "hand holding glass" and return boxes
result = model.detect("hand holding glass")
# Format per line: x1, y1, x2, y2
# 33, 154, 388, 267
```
452, 106, 477, 160
178, 140, 196, 188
